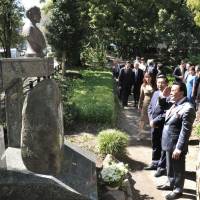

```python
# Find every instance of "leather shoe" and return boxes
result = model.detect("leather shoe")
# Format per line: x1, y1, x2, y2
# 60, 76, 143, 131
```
157, 184, 173, 191
154, 168, 166, 177
165, 191, 182, 200
143, 165, 157, 170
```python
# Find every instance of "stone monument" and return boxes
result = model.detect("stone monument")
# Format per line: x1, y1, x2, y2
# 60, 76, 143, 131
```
21, 6, 63, 175
0, 5, 98, 200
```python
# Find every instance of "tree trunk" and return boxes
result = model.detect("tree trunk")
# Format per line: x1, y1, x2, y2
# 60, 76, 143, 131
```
61, 52, 66, 77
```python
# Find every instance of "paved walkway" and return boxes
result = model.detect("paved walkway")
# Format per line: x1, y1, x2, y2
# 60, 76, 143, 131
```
117, 97, 198, 200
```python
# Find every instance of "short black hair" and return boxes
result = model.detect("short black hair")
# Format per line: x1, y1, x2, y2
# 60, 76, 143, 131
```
173, 81, 187, 97
156, 74, 168, 83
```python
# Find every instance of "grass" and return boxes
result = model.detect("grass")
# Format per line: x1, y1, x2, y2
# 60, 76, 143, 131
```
70, 69, 117, 125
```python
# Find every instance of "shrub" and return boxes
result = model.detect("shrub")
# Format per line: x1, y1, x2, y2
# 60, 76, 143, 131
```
54, 73, 78, 129
97, 129, 128, 157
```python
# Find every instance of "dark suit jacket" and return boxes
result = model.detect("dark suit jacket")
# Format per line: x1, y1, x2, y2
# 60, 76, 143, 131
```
173, 66, 185, 82
118, 67, 133, 89
162, 97, 196, 153
148, 90, 166, 129
133, 68, 144, 91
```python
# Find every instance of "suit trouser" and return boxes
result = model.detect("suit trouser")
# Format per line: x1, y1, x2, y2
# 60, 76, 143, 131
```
133, 86, 140, 104
121, 88, 130, 106
166, 151, 185, 193
151, 129, 166, 169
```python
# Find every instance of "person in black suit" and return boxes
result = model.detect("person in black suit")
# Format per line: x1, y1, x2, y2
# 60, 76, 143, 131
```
173, 60, 186, 83
118, 61, 133, 107
157, 82, 196, 200
145, 75, 168, 177
132, 62, 144, 107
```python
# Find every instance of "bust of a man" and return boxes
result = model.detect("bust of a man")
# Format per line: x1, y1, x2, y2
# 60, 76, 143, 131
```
23, 6, 46, 58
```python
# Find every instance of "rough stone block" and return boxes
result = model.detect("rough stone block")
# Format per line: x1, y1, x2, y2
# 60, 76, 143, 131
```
21, 79, 64, 175
60, 140, 98, 200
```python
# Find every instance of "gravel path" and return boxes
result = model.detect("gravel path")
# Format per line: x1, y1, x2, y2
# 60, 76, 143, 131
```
117, 96, 198, 200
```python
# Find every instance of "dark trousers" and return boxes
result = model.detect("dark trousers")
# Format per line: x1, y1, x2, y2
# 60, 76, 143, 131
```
121, 87, 130, 106
133, 86, 140, 104
166, 151, 185, 193
151, 129, 166, 168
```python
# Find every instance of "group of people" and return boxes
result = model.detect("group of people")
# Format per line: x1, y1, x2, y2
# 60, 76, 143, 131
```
112, 57, 197, 200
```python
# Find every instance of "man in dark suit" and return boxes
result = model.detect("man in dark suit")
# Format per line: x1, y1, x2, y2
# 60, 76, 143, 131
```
132, 62, 144, 107
173, 60, 186, 82
145, 75, 168, 177
118, 61, 133, 107
157, 82, 196, 200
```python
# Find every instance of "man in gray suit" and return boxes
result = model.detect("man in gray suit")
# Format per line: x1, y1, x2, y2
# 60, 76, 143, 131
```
157, 82, 196, 200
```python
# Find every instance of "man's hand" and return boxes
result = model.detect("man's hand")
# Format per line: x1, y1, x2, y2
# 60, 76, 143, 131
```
172, 149, 181, 160
162, 86, 171, 97
150, 120, 158, 128
150, 120, 155, 128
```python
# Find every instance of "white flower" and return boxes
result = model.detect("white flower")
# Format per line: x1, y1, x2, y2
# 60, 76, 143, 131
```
101, 162, 128, 184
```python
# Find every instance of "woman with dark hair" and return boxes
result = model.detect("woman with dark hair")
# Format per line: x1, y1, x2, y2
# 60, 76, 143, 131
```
137, 72, 155, 140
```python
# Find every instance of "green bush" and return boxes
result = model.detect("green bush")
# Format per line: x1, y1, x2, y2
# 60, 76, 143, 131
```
54, 73, 78, 129
97, 129, 128, 157
81, 40, 107, 67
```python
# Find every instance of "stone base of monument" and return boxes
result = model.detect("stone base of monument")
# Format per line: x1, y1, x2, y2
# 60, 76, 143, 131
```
0, 139, 97, 200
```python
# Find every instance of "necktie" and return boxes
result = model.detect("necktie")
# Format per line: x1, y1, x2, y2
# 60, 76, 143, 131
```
166, 103, 177, 118
135, 69, 138, 80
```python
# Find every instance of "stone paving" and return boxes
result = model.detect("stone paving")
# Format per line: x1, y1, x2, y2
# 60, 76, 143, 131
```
117, 96, 198, 200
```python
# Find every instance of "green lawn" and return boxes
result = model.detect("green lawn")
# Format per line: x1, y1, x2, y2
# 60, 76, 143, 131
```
70, 69, 117, 125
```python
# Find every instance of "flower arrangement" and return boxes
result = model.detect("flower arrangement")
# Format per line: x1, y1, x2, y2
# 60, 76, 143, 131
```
101, 161, 128, 188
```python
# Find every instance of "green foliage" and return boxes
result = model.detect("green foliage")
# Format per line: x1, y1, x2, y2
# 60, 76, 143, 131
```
155, 1, 200, 60
187, 0, 200, 26
81, 39, 107, 67
54, 73, 78, 129
0, 0, 24, 57
46, 0, 89, 66
167, 74, 175, 86
71, 69, 117, 124
187, 54, 200, 65
97, 129, 128, 157
194, 124, 200, 136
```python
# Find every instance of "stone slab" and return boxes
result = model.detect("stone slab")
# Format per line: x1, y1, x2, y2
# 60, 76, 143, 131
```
60, 140, 98, 200
0, 57, 54, 91
0, 170, 89, 200
4, 140, 98, 200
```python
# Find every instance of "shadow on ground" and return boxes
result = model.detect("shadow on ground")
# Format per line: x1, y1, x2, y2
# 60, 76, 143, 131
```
119, 155, 147, 172
129, 178, 155, 200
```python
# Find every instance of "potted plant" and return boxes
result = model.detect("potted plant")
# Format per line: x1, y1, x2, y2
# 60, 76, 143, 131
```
100, 162, 128, 190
